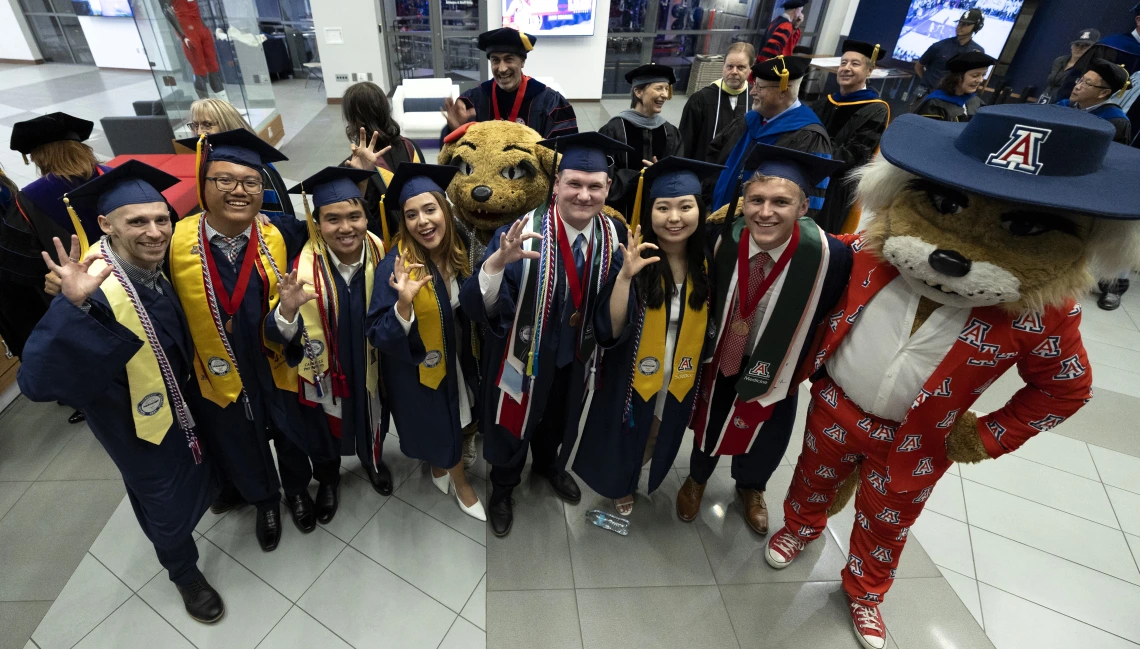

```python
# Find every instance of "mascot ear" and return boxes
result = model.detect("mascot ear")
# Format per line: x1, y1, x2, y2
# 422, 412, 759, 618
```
538, 147, 558, 177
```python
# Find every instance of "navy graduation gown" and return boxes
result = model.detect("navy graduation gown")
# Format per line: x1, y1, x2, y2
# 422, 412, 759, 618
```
458, 216, 627, 470
574, 275, 713, 499
17, 280, 217, 550
366, 254, 479, 469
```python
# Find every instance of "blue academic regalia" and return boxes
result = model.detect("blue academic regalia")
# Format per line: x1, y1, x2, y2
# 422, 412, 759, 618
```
21, 166, 113, 236
366, 253, 479, 469
17, 279, 217, 569
573, 274, 714, 499
458, 216, 627, 470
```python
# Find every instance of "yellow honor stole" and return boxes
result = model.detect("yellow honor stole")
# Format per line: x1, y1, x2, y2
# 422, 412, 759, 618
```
633, 276, 708, 403
296, 232, 385, 402
170, 214, 297, 407
402, 245, 448, 390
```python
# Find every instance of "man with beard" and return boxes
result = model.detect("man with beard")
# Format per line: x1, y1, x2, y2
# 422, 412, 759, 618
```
679, 42, 754, 162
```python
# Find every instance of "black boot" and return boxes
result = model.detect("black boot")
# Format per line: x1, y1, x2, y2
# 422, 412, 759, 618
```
542, 469, 581, 505
1099, 278, 1129, 311
287, 493, 316, 533
177, 576, 225, 623
315, 481, 339, 525
209, 482, 246, 515
489, 489, 514, 537
364, 460, 394, 496
67, 409, 85, 424
256, 505, 282, 551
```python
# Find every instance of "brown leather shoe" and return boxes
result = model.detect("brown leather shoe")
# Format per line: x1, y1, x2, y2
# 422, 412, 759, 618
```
676, 476, 706, 522
737, 488, 769, 536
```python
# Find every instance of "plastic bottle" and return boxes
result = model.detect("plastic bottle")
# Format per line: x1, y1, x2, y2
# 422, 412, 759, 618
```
585, 509, 631, 535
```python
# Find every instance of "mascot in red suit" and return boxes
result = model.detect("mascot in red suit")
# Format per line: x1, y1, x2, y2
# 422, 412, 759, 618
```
763, 103, 1140, 648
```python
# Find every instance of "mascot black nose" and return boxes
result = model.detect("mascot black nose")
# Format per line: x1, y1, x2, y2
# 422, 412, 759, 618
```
472, 185, 493, 203
928, 249, 972, 277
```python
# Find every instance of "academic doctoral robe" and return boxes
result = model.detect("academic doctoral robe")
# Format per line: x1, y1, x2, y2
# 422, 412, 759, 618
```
17, 281, 217, 553
0, 188, 68, 357
442, 77, 578, 143
810, 90, 890, 234
1058, 99, 1133, 145
20, 165, 113, 237
366, 254, 480, 469
679, 83, 749, 163
598, 115, 685, 215
914, 92, 984, 123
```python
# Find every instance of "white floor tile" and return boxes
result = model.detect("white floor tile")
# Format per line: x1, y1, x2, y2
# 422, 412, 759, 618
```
1127, 535, 1140, 569
1085, 339, 1140, 374
88, 497, 164, 591
1080, 319, 1140, 352
1080, 305, 1140, 331
138, 538, 291, 649
1090, 444, 1140, 494
319, 469, 388, 544
971, 527, 1140, 643
960, 455, 1119, 528
255, 606, 353, 649
1107, 487, 1140, 536
909, 510, 976, 578
924, 472, 967, 522
1092, 364, 1140, 400
32, 553, 132, 649
73, 596, 193, 649
1011, 432, 1099, 481
439, 616, 486, 649
461, 574, 486, 630
979, 583, 1140, 649
939, 566, 984, 629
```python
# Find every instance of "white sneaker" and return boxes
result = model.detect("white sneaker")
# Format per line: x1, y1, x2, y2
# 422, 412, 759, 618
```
462, 434, 478, 469
849, 600, 887, 649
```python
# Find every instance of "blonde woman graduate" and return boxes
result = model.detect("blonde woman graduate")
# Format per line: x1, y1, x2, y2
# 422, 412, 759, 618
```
366, 163, 486, 520
574, 157, 722, 515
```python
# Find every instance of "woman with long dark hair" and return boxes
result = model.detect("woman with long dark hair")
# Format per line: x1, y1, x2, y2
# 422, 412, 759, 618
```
913, 51, 996, 122
342, 81, 424, 172
573, 157, 722, 515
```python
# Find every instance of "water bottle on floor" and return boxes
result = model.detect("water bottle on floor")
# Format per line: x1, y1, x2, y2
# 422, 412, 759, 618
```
586, 509, 631, 536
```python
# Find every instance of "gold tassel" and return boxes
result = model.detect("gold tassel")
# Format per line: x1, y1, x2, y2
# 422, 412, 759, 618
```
378, 194, 391, 249
1119, 64, 1132, 97
62, 195, 91, 259
630, 168, 646, 233
301, 188, 323, 252
871, 44, 880, 67
776, 56, 790, 93
526, 350, 535, 376
194, 134, 207, 212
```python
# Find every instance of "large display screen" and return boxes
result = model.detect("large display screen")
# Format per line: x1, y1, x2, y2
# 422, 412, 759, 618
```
502, 0, 596, 36
892, 0, 1024, 63
73, 0, 135, 17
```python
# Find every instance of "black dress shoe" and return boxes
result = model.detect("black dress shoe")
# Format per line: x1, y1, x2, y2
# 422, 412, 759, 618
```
315, 481, 339, 525
544, 470, 581, 505
67, 409, 85, 424
256, 505, 282, 551
365, 460, 394, 496
177, 576, 225, 624
489, 497, 514, 537
1099, 290, 1122, 311
209, 490, 246, 516
288, 493, 316, 533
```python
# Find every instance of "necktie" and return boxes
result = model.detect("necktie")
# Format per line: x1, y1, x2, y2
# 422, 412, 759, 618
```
573, 233, 586, 279
719, 251, 771, 376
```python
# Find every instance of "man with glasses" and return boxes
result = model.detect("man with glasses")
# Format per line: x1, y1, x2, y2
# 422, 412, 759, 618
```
679, 42, 755, 162
1060, 59, 1133, 144
169, 129, 339, 551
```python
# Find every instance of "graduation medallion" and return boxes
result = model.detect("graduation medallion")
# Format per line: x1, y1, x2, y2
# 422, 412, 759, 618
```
731, 319, 750, 336
569, 310, 582, 328
225, 318, 233, 333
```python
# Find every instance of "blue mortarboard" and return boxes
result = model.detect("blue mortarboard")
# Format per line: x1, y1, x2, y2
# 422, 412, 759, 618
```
382, 163, 460, 215
66, 159, 178, 217
176, 128, 288, 170
745, 143, 845, 193
645, 156, 724, 200
538, 131, 635, 174
288, 166, 374, 209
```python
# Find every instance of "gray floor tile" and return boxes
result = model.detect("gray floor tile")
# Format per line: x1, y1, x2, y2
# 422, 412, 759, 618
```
37, 429, 121, 481
827, 501, 943, 579
32, 554, 131, 649
440, 616, 485, 649
395, 463, 488, 546
319, 468, 389, 543
0, 481, 31, 522
880, 578, 995, 649
88, 497, 164, 591
0, 602, 51, 649
194, 506, 231, 536
720, 581, 899, 649
461, 574, 486, 630
72, 596, 192, 649
255, 606, 353, 649
298, 547, 455, 649
0, 399, 77, 482
351, 498, 485, 612
576, 585, 739, 649
695, 466, 848, 585
138, 538, 291, 649
486, 474, 574, 592
565, 469, 716, 588
0, 479, 124, 600
205, 505, 346, 602
486, 590, 582, 649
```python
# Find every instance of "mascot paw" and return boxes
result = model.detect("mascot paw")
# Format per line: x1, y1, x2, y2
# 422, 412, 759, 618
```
826, 470, 860, 517
603, 204, 628, 228
945, 410, 992, 464
707, 203, 742, 224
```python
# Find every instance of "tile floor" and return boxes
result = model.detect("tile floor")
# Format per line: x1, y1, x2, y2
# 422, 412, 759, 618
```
4, 62, 1140, 649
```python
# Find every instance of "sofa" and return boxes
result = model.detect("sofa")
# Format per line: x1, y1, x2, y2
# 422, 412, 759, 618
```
391, 78, 461, 144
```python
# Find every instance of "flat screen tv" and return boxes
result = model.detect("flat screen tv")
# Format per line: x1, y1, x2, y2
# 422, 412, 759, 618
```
502, 0, 596, 37
73, 0, 135, 17
892, 0, 1025, 63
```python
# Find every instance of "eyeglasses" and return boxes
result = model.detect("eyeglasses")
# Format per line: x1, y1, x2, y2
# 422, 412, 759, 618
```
1075, 78, 1110, 90
205, 176, 264, 194
187, 120, 216, 132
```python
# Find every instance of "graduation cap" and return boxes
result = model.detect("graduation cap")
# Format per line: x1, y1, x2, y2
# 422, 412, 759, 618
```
538, 131, 634, 174
287, 166, 374, 210
175, 128, 287, 212
625, 63, 677, 88
62, 160, 179, 258
946, 51, 996, 74
744, 143, 845, 195
782, 0, 807, 8
751, 55, 811, 92
9, 112, 94, 165
1089, 58, 1132, 95
627, 156, 724, 232
477, 28, 537, 58
1073, 28, 1100, 45
380, 163, 459, 246
842, 39, 881, 66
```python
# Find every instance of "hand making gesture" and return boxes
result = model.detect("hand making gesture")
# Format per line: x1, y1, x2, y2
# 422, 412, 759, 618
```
485, 216, 541, 275
41, 236, 111, 308
278, 269, 317, 322
441, 97, 476, 131
617, 225, 660, 281
391, 255, 432, 321
347, 127, 392, 171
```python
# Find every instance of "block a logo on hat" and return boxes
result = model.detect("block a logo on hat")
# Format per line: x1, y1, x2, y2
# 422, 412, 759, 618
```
985, 125, 1051, 175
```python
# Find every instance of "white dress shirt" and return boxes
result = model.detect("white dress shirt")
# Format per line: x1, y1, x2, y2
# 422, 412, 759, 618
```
479, 215, 595, 312
274, 246, 366, 340
826, 276, 969, 422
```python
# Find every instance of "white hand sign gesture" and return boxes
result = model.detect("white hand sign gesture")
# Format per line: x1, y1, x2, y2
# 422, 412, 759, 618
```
617, 225, 660, 280
278, 269, 317, 322
441, 97, 476, 130
347, 127, 392, 171
486, 217, 541, 275
41, 236, 111, 307
390, 255, 433, 320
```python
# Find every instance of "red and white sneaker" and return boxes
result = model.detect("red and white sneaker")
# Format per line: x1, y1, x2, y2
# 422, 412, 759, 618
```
848, 599, 887, 649
765, 526, 807, 569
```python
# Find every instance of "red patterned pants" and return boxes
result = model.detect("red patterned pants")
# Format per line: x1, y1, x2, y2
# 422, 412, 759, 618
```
782, 377, 949, 606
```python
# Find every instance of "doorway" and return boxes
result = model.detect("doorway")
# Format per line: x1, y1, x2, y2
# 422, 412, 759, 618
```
17, 0, 95, 65
379, 0, 488, 93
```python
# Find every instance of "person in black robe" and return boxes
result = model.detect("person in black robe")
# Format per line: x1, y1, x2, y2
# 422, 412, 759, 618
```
678, 42, 754, 162
913, 51, 995, 123
17, 161, 224, 623
169, 129, 339, 551
367, 163, 486, 520
441, 28, 577, 143
459, 132, 631, 537
1052, 6, 1140, 122
810, 40, 891, 234
574, 157, 721, 515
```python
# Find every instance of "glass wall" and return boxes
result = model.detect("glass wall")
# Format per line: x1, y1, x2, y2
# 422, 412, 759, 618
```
381, 0, 486, 91
255, 0, 318, 77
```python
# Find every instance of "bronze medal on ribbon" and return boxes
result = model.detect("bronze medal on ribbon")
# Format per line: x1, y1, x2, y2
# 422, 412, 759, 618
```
569, 310, 581, 328
731, 319, 749, 336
